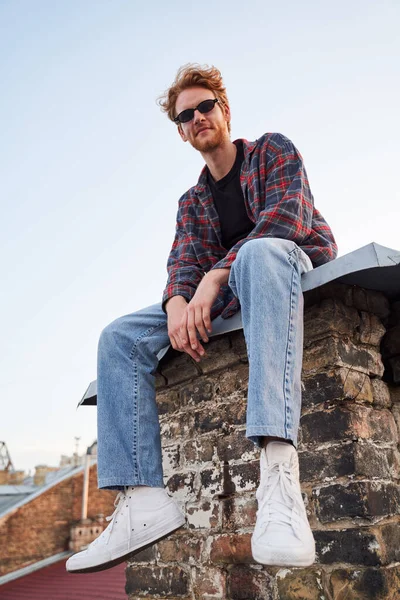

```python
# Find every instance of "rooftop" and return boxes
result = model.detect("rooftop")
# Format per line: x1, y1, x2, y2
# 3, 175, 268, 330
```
0, 554, 127, 599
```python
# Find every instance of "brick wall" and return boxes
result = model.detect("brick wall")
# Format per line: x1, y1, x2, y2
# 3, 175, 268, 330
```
0, 464, 117, 575
126, 283, 400, 600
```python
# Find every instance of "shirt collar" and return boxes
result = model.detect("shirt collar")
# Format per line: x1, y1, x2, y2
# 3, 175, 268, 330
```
194, 138, 257, 194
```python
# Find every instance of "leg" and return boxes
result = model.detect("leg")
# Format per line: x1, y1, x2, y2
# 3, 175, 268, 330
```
228, 237, 315, 567
67, 303, 185, 574
228, 237, 311, 447
97, 303, 170, 490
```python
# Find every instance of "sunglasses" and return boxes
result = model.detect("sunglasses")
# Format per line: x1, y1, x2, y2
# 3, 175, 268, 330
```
174, 98, 219, 124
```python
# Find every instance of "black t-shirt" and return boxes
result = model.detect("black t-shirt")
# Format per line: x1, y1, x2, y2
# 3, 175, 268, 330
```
207, 141, 254, 250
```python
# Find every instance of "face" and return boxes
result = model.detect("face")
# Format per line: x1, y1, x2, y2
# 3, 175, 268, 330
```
175, 86, 231, 152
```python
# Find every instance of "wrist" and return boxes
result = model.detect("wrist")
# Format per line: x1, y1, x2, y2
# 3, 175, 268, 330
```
165, 295, 187, 314
208, 268, 230, 285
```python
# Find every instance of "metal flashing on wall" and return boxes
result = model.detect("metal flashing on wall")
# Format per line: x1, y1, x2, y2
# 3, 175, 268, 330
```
78, 242, 400, 407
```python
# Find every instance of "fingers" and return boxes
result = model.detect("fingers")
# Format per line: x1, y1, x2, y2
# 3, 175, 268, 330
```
187, 308, 198, 350
194, 306, 209, 343
202, 308, 212, 335
174, 308, 206, 362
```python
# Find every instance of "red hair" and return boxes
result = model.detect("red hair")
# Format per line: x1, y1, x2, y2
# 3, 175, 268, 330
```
158, 63, 231, 133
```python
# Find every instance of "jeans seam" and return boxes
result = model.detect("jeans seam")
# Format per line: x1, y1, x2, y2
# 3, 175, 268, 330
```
129, 321, 167, 483
283, 254, 300, 440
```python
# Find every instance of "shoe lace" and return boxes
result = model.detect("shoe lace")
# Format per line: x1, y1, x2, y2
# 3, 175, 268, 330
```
256, 461, 304, 537
92, 488, 132, 548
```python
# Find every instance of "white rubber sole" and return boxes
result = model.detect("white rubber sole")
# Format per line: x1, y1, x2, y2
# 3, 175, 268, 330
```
67, 513, 186, 574
251, 541, 315, 567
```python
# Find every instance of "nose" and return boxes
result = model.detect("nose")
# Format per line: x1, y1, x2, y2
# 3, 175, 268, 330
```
193, 109, 206, 124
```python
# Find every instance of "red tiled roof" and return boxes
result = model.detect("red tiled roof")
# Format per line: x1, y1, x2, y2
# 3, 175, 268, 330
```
0, 558, 127, 599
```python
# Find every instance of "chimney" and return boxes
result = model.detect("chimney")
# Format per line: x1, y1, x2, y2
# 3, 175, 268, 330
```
81, 446, 92, 521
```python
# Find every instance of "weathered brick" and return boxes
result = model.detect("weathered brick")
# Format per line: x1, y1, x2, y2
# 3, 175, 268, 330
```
329, 566, 400, 599
155, 369, 167, 390
162, 444, 181, 474
359, 311, 386, 346
156, 534, 202, 564
382, 325, 400, 358
354, 443, 400, 480
341, 369, 374, 404
193, 401, 246, 434
228, 565, 274, 600
276, 568, 328, 600
166, 471, 197, 503
157, 388, 180, 415
304, 282, 353, 310
314, 481, 400, 523
379, 522, 400, 564
192, 567, 226, 599
230, 461, 260, 493
160, 352, 200, 387
126, 565, 189, 597
315, 528, 381, 565
179, 380, 214, 407
212, 362, 249, 398
160, 413, 195, 441
210, 533, 252, 564
305, 283, 390, 318
371, 378, 392, 408
351, 406, 399, 442
221, 495, 257, 530
351, 287, 390, 319
299, 444, 355, 482
302, 368, 374, 409
229, 330, 248, 362
300, 406, 350, 444
128, 544, 156, 563
300, 405, 398, 445
200, 465, 224, 497
389, 384, 400, 404
197, 335, 240, 374
392, 403, 400, 441
303, 336, 384, 377
304, 297, 359, 346
216, 431, 256, 463
186, 499, 220, 530
301, 371, 344, 409
182, 435, 216, 465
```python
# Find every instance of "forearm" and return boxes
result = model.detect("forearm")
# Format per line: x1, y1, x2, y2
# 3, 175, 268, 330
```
205, 267, 230, 286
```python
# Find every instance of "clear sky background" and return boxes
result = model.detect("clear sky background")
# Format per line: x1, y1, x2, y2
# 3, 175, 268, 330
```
1, 0, 399, 474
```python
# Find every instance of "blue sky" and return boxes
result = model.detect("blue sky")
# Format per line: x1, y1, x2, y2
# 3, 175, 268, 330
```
1, 0, 399, 473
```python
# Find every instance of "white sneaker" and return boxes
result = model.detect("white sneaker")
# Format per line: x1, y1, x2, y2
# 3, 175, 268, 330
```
66, 486, 185, 574
251, 441, 315, 567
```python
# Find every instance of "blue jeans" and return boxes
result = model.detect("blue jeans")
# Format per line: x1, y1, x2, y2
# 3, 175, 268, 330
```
97, 238, 312, 490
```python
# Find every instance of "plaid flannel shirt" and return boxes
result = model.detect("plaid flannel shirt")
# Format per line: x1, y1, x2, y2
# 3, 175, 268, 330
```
162, 132, 337, 319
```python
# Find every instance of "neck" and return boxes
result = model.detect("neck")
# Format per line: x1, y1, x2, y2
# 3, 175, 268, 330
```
201, 139, 237, 181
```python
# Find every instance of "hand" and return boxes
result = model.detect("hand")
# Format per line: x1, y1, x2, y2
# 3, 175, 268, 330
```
180, 268, 230, 357
166, 296, 204, 362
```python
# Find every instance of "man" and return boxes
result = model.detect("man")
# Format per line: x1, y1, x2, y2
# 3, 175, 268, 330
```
67, 64, 337, 574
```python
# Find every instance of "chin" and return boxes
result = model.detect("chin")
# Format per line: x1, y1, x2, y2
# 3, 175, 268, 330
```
192, 129, 225, 152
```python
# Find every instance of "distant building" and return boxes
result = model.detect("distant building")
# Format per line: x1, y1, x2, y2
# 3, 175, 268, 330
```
0, 442, 125, 598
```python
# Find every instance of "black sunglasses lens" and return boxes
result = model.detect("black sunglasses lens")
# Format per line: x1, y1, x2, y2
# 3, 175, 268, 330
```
198, 99, 216, 114
179, 109, 195, 123
177, 99, 217, 123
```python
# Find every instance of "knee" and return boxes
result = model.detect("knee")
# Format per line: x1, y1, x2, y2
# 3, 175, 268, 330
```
98, 315, 130, 354
236, 237, 295, 262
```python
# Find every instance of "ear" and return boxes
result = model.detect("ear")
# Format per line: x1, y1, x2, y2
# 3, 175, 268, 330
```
177, 124, 188, 143
222, 102, 231, 126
